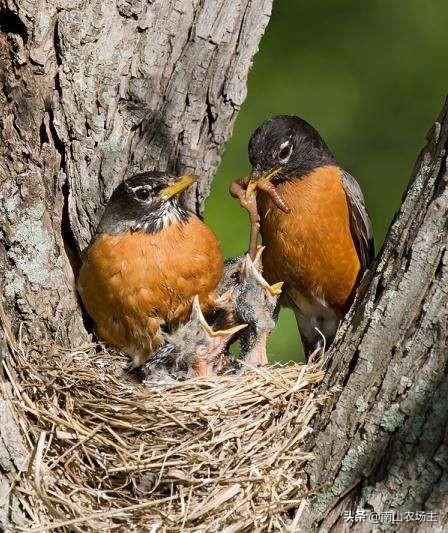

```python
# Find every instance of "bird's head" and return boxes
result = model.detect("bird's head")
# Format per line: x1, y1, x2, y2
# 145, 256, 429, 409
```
98, 171, 197, 234
246, 115, 335, 201
154, 296, 247, 378
185, 296, 247, 371
216, 255, 245, 296
235, 248, 283, 334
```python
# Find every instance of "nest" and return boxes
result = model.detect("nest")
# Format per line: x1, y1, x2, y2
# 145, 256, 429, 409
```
1, 337, 330, 531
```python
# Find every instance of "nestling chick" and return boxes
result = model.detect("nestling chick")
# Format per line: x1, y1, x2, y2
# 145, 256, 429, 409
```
140, 295, 246, 381
234, 248, 283, 367
214, 248, 282, 367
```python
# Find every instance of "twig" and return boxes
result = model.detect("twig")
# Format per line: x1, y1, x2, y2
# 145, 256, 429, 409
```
4, 341, 328, 531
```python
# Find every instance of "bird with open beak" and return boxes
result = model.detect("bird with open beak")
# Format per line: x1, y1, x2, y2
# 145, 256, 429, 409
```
214, 247, 283, 367
234, 248, 283, 367
78, 171, 224, 369
140, 295, 247, 380
230, 115, 374, 357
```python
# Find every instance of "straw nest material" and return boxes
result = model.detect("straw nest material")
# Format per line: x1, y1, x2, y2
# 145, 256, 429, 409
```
2, 337, 331, 532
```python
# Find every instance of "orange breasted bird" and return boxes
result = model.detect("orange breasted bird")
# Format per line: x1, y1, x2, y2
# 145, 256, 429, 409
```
77, 171, 224, 368
244, 115, 374, 356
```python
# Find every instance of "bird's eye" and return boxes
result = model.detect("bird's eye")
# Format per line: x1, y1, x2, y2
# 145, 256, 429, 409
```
135, 187, 150, 201
278, 142, 292, 162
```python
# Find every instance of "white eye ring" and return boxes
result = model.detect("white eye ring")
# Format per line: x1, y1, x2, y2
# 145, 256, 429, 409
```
134, 186, 151, 201
278, 141, 292, 163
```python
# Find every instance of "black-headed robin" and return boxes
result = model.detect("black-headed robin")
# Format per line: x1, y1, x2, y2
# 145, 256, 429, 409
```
140, 295, 246, 380
77, 171, 224, 368
233, 115, 374, 356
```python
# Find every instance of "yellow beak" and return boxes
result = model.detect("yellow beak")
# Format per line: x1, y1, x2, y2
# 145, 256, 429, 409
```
268, 281, 284, 296
158, 175, 198, 201
244, 254, 284, 296
207, 322, 248, 338
245, 167, 282, 199
192, 295, 247, 338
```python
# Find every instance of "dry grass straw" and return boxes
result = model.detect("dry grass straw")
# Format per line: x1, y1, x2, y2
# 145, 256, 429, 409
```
2, 331, 330, 532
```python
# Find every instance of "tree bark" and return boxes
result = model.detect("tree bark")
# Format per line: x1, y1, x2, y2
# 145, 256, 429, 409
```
1, 3, 447, 531
298, 100, 448, 531
0, 0, 272, 345
0, 1, 272, 529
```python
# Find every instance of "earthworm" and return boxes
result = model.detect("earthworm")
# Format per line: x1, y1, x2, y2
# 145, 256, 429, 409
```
248, 218, 260, 261
258, 181, 291, 213
229, 179, 260, 260
229, 179, 247, 199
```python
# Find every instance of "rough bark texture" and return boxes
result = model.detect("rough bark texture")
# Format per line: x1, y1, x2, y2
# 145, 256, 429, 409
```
1, 2, 447, 531
0, 0, 272, 345
299, 101, 448, 531
0, 1, 272, 529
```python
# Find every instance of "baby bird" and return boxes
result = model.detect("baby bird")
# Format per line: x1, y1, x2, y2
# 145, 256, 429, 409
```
216, 247, 283, 367
140, 295, 247, 380
234, 249, 283, 366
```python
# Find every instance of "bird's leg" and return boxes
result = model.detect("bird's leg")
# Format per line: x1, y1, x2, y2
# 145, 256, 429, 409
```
305, 338, 326, 363
229, 178, 261, 260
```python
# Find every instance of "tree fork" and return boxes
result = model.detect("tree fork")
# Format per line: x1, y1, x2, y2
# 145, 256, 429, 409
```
298, 99, 448, 531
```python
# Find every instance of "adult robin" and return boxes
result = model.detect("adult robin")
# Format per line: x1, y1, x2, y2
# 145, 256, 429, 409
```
140, 295, 247, 381
77, 171, 224, 368
233, 115, 374, 356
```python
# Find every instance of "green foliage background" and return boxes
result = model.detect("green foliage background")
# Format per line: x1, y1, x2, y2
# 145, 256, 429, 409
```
205, 0, 448, 363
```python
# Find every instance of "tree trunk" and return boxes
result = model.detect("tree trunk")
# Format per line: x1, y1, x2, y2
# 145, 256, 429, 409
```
0, 1, 272, 529
2, 3, 447, 531
0, 0, 272, 344
298, 100, 448, 531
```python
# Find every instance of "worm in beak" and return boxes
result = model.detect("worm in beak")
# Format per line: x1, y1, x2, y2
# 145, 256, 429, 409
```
246, 168, 291, 213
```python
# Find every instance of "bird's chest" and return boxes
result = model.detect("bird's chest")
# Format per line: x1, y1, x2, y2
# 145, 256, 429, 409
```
258, 167, 360, 310
78, 217, 223, 331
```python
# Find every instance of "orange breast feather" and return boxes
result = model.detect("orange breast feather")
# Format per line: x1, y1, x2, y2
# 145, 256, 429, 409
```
258, 166, 360, 313
77, 216, 224, 352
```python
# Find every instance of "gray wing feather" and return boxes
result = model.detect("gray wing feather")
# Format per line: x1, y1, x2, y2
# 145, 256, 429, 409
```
340, 169, 375, 272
